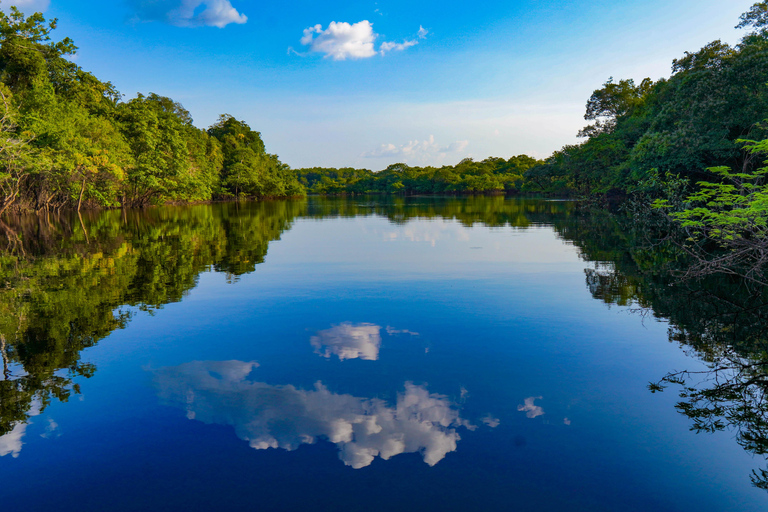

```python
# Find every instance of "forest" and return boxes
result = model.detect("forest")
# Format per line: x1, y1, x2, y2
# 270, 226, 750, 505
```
0, 7, 304, 215
296, 3, 768, 203
0, 1, 766, 228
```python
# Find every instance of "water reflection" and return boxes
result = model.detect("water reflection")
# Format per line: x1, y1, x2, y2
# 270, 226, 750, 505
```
0, 422, 27, 458
1, 196, 767, 494
152, 360, 472, 469
562, 203, 768, 490
0, 200, 304, 442
0, 401, 40, 458
311, 323, 382, 361
385, 326, 419, 336
382, 222, 471, 247
517, 397, 545, 419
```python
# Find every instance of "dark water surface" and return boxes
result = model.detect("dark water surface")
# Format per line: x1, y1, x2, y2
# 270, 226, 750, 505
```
1, 197, 766, 511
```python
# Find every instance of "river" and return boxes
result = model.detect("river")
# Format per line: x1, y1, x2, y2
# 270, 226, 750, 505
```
0, 197, 765, 511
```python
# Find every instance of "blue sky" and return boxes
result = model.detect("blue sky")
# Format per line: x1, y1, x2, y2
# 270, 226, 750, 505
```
7, 0, 758, 169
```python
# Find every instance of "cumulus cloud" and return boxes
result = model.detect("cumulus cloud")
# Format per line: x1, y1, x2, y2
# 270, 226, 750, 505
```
362, 135, 469, 162
153, 360, 472, 469
1, 0, 49, 12
311, 323, 382, 361
517, 396, 545, 419
299, 21, 426, 60
127, 0, 247, 28
301, 21, 377, 60
482, 415, 501, 428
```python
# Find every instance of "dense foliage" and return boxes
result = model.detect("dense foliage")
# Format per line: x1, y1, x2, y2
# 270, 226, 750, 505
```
0, 7, 303, 214
524, 2, 768, 196
295, 155, 542, 195
2, 2, 766, 210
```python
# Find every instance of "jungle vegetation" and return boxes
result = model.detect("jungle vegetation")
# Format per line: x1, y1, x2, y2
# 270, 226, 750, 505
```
296, 2, 768, 204
0, 2, 767, 216
0, 7, 303, 215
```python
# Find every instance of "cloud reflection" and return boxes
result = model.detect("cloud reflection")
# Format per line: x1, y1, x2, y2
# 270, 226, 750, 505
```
311, 323, 382, 361
386, 326, 419, 336
0, 423, 27, 458
153, 360, 471, 468
0, 401, 41, 458
517, 396, 544, 418
382, 222, 471, 247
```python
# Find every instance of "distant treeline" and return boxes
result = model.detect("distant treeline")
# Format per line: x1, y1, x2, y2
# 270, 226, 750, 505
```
297, 3, 768, 199
1, 2, 767, 214
294, 155, 541, 195
0, 8, 303, 214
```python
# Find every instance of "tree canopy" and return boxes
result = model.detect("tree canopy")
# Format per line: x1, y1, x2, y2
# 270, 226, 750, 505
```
0, 7, 303, 214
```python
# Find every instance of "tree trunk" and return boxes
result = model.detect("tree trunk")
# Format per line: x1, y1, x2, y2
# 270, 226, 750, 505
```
77, 175, 86, 212
78, 210, 90, 244
0, 334, 8, 381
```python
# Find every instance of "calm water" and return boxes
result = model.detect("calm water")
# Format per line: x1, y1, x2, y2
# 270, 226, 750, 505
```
1, 197, 766, 511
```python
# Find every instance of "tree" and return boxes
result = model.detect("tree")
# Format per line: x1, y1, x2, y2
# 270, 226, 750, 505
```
0, 83, 32, 214
208, 114, 303, 198
738, 1, 768, 39
117, 94, 192, 206
654, 138, 768, 284
578, 77, 653, 138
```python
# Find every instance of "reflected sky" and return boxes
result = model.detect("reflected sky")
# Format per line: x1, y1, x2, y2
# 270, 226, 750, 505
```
1, 198, 766, 511
153, 360, 473, 469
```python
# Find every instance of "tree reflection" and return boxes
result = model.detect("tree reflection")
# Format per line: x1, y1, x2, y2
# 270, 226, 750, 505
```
0, 200, 304, 442
554, 201, 768, 491
0, 196, 579, 454
650, 346, 768, 489
3, 194, 767, 489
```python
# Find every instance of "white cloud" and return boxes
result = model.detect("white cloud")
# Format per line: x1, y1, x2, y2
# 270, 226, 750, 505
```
311, 322, 382, 361
379, 24, 428, 55
482, 415, 501, 428
379, 39, 417, 55
153, 360, 472, 469
517, 396, 544, 419
299, 21, 426, 60
127, 0, 247, 28
301, 21, 377, 60
362, 135, 469, 164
